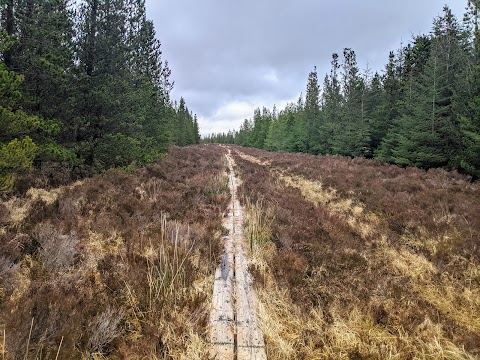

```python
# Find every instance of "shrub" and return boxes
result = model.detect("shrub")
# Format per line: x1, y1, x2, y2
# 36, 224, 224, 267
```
34, 223, 79, 274
87, 307, 124, 354
0, 137, 38, 191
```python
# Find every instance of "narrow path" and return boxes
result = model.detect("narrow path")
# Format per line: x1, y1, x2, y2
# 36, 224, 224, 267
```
210, 148, 267, 360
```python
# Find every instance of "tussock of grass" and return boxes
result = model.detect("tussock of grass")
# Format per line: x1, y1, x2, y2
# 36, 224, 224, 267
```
417, 281, 480, 335
277, 172, 336, 206
26, 187, 63, 206
2, 197, 29, 225
382, 246, 436, 281
244, 198, 275, 253
8, 256, 31, 305
87, 231, 125, 257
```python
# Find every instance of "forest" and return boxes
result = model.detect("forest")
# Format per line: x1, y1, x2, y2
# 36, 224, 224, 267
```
0, 0, 200, 192
205, 5, 480, 179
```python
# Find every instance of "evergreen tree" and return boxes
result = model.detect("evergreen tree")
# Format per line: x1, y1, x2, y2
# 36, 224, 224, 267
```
364, 71, 386, 151
459, 0, 480, 178
304, 66, 320, 153
193, 115, 200, 144
331, 48, 370, 156
212, 5, 479, 178
0, 35, 59, 190
319, 53, 343, 154
378, 7, 468, 169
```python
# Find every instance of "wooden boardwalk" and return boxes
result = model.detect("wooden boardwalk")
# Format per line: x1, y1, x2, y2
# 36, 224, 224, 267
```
209, 149, 267, 360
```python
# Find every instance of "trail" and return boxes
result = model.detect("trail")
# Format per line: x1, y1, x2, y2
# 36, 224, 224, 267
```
210, 148, 267, 360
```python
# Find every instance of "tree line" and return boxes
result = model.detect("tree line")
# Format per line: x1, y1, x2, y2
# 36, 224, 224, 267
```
0, 0, 200, 191
205, 5, 480, 179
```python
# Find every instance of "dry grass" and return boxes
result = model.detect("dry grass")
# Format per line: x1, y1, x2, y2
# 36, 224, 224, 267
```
244, 198, 275, 253
277, 166, 480, 345
277, 172, 336, 206
0, 145, 230, 359
417, 281, 480, 335
236, 151, 271, 167
2, 181, 85, 227
233, 145, 480, 359
249, 201, 477, 360
26, 187, 63, 206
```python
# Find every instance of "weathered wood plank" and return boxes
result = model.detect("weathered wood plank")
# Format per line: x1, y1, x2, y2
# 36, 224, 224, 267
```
210, 148, 267, 360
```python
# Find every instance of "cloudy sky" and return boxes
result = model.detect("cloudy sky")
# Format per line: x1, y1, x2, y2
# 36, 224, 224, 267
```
144, 1, 467, 136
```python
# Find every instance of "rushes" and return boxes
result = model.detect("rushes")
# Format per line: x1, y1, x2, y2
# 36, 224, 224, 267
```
205, 172, 229, 196
147, 213, 195, 310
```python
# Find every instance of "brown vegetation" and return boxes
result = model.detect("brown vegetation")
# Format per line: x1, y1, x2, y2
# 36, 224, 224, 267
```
232, 145, 480, 359
0, 145, 229, 359
2, 143, 479, 359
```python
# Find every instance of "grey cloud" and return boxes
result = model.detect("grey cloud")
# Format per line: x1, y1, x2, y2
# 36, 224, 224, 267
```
146, 0, 466, 135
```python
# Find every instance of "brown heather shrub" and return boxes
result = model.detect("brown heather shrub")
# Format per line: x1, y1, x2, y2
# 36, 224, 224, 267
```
0, 145, 230, 359
87, 307, 125, 354
34, 223, 79, 274
232, 146, 480, 358
0, 256, 18, 298
13, 162, 90, 197
0, 204, 9, 224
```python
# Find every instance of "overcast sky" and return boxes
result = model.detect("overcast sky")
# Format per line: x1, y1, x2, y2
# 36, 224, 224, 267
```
144, 1, 467, 136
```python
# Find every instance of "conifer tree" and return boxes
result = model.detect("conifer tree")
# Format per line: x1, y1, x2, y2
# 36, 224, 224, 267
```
378, 7, 468, 168
304, 66, 320, 153
460, 0, 480, 177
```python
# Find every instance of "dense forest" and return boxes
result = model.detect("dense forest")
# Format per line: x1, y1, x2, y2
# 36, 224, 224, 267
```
205, 5, 480, 179
0, 0, 200, 192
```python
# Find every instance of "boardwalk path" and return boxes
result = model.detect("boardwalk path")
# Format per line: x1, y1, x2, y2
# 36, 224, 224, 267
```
209, 148, 267, 359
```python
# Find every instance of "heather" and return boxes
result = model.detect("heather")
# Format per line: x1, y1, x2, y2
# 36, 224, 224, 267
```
233, 145, 480, 359
0, 145, 229, 359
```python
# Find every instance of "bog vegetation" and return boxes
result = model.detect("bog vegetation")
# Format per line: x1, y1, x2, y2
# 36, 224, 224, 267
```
0, 145, 229, 358
205, 5, 480, 179
233, 145, 480, 359
2, 143, 479, 358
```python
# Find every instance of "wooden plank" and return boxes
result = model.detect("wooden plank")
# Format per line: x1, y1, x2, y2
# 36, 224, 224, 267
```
209, 178, 235, 359
210, 149, 267, 360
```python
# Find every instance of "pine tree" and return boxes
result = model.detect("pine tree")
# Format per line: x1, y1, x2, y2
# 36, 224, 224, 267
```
331, 48, 370, 156
304, 66, 320, 153
1, 1, 75, 151
378, 7, 468, 169
318, 53, 343, 154
0, 38, 59, 190
193, 115, 200, 144
459, 0, 480, 177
